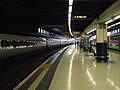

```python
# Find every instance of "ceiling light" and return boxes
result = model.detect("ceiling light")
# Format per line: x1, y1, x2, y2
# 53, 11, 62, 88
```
107, 26, 111, 29
69, 0, 73, 5
68, 13, 71, 20
105, 19, 114, 24
87, 28, 97, 34
114, 15, 120, 20
68, 0, 74, 37
116, 22, 120, 25
68, 6, 72, 14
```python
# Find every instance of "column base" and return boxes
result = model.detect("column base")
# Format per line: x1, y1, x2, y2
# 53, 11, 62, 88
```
95, 56, 109, 62
95, 42, 109, 62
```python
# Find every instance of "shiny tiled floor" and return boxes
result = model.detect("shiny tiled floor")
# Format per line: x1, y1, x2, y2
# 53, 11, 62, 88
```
49, 45, 120, 90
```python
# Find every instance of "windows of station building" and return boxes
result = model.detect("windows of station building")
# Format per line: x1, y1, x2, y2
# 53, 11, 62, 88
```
38, 28, 50, 35
41, 29, 44, 34
50, 32, 54, 36
38, 27, 59, 37
38, 28, 41, 33
46, 31, 49, 35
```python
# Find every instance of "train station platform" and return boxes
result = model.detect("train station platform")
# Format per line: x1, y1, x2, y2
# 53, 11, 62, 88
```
14, 44, 120, 90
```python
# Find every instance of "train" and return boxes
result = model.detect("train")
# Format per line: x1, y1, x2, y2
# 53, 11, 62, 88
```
0, 33, 74, 60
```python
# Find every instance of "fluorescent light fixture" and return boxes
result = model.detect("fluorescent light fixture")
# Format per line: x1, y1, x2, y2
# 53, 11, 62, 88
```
105, 19, 114, 24
69, 28, 74, 37
68, 6, 72, 14
68, 13, 71, 18
69, 0, 73, 5
111, 24, 115, 27
68, 0, 74, 37
107, 26, 111, 29
116, 22, 120, 25
107, 22, 120, 29
87, 28, 97, 34
68, 18, 74, 37
114, 15, 120, 20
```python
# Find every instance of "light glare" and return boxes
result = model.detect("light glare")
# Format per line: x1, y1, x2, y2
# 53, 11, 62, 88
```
114, 15, 120, 20
68, 6, 72, 14
105, 19, 114, 24
69, 0, 73, 5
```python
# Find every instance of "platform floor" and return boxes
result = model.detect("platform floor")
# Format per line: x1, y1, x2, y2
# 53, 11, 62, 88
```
49, 45, 120, 90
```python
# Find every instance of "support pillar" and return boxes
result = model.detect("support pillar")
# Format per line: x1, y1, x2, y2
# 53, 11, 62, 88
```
95, 23, 109, 62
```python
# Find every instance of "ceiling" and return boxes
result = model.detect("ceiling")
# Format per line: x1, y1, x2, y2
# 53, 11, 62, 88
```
0, 0, 117, 36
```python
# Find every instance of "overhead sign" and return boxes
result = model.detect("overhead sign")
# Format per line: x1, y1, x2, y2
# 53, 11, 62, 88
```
73, 15, 87, 19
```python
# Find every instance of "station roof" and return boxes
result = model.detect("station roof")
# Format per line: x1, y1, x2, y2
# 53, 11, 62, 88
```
0, 0, 117, 37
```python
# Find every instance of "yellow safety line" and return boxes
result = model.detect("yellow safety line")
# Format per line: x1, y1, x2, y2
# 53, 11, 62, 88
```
41, 64, 52, 69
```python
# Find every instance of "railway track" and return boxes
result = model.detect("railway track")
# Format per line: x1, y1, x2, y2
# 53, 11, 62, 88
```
0, 47, 62, 90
